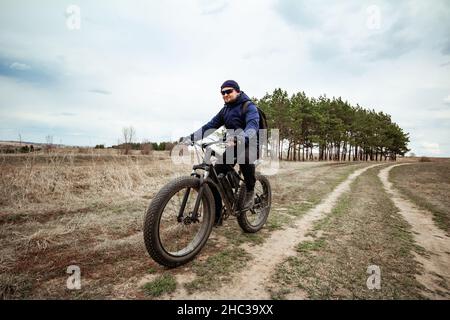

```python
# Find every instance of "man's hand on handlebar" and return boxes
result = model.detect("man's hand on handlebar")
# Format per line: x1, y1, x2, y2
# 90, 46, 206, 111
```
226, 136, 236, 147
178, 135, 193, 146
227, 135, 247, 148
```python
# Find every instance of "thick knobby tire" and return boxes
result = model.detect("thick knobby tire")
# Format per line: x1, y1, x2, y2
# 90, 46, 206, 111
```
237, 174, 272, 233
143, 176, 215, 268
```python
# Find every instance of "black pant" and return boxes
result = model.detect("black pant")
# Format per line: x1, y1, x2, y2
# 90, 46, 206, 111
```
214, 163, 256, 191
211, 145, 256, 223
214, 145, 256, 192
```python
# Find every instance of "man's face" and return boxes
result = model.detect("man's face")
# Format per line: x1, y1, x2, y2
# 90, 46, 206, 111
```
221, 87, 240, 103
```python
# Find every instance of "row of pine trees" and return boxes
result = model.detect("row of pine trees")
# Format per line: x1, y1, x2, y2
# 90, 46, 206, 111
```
255, 89, 410, 161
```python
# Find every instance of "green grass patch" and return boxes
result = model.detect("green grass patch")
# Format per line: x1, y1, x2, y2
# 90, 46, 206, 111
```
296, 238, 326, 253
142, 274, 176, 297
270, 287, 292, 300
269, 256, 313, 299
219, 225, 266, 246
184, 248, 251, 293
266, 212, 293, 231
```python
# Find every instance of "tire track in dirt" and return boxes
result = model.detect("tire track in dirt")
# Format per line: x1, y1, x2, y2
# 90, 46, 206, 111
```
165, 163, 382, 300
379, 164, 450, 299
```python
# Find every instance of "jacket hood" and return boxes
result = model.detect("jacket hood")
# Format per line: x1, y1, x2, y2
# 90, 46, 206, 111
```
225, 91, 251, 107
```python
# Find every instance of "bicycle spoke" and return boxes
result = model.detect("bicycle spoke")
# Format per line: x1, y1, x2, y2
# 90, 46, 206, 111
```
244, 179, 269, 226
158, 187, 207, 256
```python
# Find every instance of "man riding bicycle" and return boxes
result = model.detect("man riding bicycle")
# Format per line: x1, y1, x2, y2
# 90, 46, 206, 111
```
180, 80, 260, 223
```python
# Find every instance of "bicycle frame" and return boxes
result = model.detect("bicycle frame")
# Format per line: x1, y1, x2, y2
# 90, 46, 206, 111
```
178, 140, 242, 222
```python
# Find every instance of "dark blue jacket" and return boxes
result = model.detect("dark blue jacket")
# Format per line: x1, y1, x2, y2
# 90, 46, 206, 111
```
192, 92, 259, 143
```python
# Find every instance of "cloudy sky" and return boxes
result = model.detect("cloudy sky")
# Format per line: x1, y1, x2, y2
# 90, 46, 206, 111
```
1, 0, 449, 156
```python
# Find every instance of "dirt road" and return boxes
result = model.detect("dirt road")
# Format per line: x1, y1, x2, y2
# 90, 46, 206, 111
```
163, 164, 383, 299
379, 164, 450, 299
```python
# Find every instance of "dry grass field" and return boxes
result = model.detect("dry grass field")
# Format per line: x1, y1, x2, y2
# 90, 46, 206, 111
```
0, 150, 449, 299
389, 162, 450, 236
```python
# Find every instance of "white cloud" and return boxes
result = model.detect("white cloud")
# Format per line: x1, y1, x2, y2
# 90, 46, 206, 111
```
0, 0, 449, 155
9, 62, 30, 70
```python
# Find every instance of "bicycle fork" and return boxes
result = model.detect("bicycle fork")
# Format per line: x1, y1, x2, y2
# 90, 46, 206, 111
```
177, 171, 236, 223
177, 173, 209, 223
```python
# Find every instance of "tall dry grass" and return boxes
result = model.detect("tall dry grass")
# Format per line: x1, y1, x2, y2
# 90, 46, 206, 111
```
0, 150, 191, 297
0, 151, 188, 213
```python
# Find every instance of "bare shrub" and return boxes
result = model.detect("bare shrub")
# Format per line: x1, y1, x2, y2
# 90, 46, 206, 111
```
164, 142, 175, 151
44, 135, 54, 154
141, 141, 153, 155
419, 156, 432, 162
121, 126, 136, 155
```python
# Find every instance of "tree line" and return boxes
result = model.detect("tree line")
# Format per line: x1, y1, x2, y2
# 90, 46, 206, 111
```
0, 145, 39, 154
255, 89, 410, 161
111, 141, 175, 153
111, 126, 175, 155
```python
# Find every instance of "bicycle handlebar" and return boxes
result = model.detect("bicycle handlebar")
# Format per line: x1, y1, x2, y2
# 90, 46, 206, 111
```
178, 139, 227, 148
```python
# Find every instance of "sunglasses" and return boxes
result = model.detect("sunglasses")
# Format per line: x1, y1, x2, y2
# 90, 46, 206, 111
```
221, 89, 234, 95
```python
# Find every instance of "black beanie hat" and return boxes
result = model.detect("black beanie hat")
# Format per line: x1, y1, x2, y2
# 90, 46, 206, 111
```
221, 80, 240, 92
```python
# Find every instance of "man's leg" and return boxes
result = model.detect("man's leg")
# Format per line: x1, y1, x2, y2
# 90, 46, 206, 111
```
239, 156, 256, 208
239, 163, 256, 192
